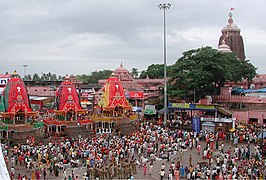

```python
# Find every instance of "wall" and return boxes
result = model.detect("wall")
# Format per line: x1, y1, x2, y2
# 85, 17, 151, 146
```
233, 110, 266, 124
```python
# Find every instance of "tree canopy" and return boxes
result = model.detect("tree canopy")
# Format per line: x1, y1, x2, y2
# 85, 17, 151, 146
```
131, 68, 139, 78
168, 46, 257, 102
24, 72, 63, 81
76, 70, 112, 84
140, 64, 172, 79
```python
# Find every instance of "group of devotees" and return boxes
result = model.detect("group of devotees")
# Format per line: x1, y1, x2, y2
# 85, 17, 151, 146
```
2, 120, 266, 180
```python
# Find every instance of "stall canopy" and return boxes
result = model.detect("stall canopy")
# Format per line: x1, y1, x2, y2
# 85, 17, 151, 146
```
232, 87, 266, 94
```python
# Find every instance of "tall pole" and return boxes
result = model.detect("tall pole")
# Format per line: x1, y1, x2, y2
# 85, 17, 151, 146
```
23, 64, 28, 78
158, 3, 171, 126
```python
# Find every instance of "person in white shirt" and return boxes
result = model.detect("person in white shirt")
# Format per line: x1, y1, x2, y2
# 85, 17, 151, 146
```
148, 162, 153, 175
232, 166, 237, 174
161, 163, 165, 171
159, 169, 165, 180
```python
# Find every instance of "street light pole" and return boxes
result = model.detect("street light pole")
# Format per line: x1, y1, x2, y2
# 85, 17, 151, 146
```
23, 64, 28, 78
158, 3, 171, 126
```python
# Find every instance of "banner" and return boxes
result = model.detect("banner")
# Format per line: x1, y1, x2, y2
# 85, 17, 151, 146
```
129, 92, 144, 99
170, 103, 215, 111
195, 104, 215, 110
192, 117, 201, 133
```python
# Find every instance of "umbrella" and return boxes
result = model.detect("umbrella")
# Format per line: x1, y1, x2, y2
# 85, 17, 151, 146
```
229, 128, 235, 132
237, 125, 245, 129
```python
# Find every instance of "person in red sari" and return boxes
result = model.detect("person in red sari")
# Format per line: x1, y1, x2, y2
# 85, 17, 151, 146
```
143, 163, 147, 175
174, 168, 180, 180
35, 170, 41, 180
197, 144, 201, 155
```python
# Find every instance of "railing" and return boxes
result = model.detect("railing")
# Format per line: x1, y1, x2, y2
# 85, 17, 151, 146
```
212, 95, 266, 103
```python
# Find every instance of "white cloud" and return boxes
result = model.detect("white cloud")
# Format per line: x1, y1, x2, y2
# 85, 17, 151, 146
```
0, 0, 265, 75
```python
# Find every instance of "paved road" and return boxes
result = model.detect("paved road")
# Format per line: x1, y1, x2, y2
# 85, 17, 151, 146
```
9, 139, 255, 180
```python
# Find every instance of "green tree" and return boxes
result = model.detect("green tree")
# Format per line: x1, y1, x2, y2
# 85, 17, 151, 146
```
41, 73, 47, 81
90, 70, 112, 84
235, 60, 257, 83
58, 75, 64, 81
168, 46, 257, 102
131, 68, 139, 78
76, 70, 112, 84
140, 64, 173, 79
47, 72, 52, 80
139, 64, 164, 79
76, 74, 90, 83
32, 73, 40, 81
51, 74, 57, 81
23, 74, 32, 81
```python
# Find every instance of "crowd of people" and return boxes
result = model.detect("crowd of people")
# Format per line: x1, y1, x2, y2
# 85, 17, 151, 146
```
1, 121, 266, 179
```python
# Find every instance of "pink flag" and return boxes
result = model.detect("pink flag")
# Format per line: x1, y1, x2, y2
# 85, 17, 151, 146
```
230, 7, 235, 11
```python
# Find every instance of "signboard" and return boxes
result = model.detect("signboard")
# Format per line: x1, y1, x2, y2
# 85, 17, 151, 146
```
129, 92, 144, 99
0, 77, 10, 86
171, 103, 190, 108
145, 105, 155, 110
144, 105, 156, 115
192, 117, 201, 133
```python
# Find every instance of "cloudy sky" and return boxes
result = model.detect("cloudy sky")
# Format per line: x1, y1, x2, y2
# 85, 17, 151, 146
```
1, 0, 266, 76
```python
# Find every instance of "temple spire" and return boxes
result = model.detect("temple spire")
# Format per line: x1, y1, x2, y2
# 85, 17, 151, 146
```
218, 10, 245, 61
228, 12, 233, 26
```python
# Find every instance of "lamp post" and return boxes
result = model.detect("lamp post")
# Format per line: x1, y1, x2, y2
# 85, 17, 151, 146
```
158, 3, 171, 126
23, 64, 28, 79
